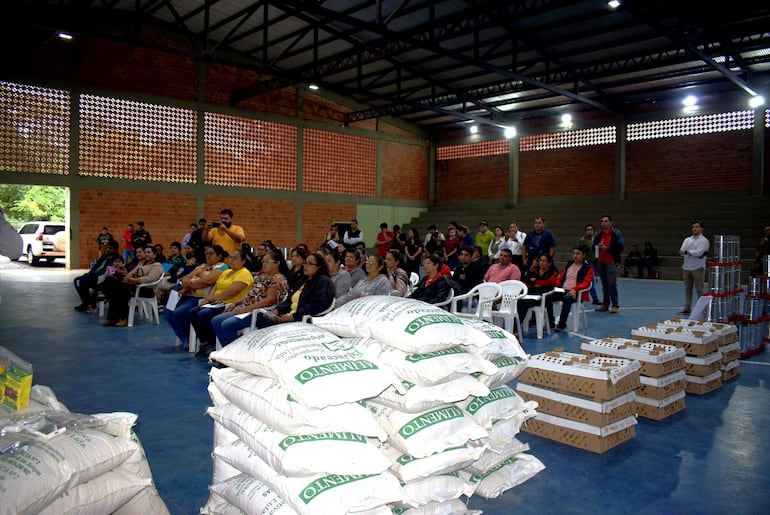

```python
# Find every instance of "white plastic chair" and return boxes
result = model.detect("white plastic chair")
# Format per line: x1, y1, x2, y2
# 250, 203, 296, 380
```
433, 288, 454, 311
551, 282, 592, 331
302, 297, 337, 323
408, 272, 419, 295
450, 282, 502, 322
127, 276, 165, 327
521, 289, 556, 339
491, 280, 528, 333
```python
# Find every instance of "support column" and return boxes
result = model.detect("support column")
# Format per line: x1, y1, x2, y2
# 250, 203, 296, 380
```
752, 107, 766, 196
508, 137, 520, 208
615, 115, 627, 201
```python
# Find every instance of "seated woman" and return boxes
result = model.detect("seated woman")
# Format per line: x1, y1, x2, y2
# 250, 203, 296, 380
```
167, 245, 228, 349
551, 247, 594, 332
408, 253, 454, 306
102, 246, 164, 327
337, 254, 392, 306
516, 254, 559, 331
324, 250, 351, 299
192, 249, 254, 356
253, 252, 336, 328
211, 249, 290, 347
385, 249, 409, 296
287, 246, 309, 292
343, 248, 366, 288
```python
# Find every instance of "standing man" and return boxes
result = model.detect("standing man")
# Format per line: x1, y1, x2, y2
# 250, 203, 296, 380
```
522, 217, 557, 270
130, 221, 152, 253
475, 221, 495, 262
122, 223, 135, 264
375, 222, 394, 258
577, 224, 600, 304
203, 209, 245, 254
593, 215, 624, 313
188, 218, 207, 264
343, 219, 364, 249
678, 220, 710, 315
502, 221, 527, 274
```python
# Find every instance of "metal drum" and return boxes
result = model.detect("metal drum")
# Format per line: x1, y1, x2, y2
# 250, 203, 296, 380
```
707, 297, 728, 323
743, 297, 766, 320
747, 277, 762, 296
763, 255, 770, 276
708, 267, 727, 294
713, 235, 730, 262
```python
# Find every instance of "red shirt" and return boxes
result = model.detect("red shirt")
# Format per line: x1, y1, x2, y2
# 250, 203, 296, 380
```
598, 230, 613, 263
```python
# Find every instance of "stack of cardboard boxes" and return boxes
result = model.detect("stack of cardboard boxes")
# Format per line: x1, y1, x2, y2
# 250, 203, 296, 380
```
515, 351, 640, 454
630, 324, 723, 395
580, 338, 687, 420
657, 319, 740, 382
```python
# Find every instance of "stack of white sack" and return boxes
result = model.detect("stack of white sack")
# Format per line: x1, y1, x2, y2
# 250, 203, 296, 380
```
0, 385, 169, 515
204, 297, 543, 514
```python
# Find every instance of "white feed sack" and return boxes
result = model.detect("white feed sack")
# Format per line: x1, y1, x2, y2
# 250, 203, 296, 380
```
311, 296, 492, 354
483, 404, 539, 451
373, 376, 490, 414
214, 439, 404, 515
389, 498, 482, 515
401, 471, 477, 507
207, 403, 391, 477
200, 490, 249, 515
208, 473, 298, 515
209, 323, 400, 409
210, 367, 386, 440
460, 453, 545, 499
363, 402, 488, 459
374, 346, 499, 386
461, 319, 527, 361
455, 385, 529, 429
381, 441, 486, 483
472, 355, 528, 388
466, 438, 529, 475
0, 428, 138, 515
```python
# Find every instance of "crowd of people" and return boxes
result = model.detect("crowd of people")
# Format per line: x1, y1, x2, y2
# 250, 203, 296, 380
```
72, 209, 770, 351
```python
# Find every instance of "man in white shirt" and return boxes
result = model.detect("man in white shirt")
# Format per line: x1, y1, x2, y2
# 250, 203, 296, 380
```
501, 221, 526, 273
343, 219, 364, 249
678, 220, 710, 315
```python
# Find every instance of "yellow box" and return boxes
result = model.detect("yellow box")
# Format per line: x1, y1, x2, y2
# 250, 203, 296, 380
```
2, 366, 33, 410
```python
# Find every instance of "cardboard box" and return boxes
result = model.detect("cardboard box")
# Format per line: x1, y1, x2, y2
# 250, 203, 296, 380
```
630, 325, 719, 356
721, 359, 740, 381
719, 342, 740, 364
685, 370, 722, 395
684, 351, 723, 376
637, 370, 687, 400
0, 347, 33, 411
635, 390, 686, 420
522, 412, 637, 454
581, 338, 686, 378
516, 382, 636, 427
517, 351, 641, 401
659, 319, 739, 345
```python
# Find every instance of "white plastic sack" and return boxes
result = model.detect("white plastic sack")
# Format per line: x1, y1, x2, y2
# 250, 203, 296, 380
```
389, 498, 482, 514
210, 367, 386, 440
311, 296, 491, 353
37, 465, 150, 515
461, 319, 527, 360
401, 471, 476, 507
455, 385, 526, 429
210, 323, 399, 408
372, 377, 490, 414
364, 401, 487, 459
382, 442, 486, 483
0, 428, 138, 515
200, 491, 246, 515
209, 473, 298, 515
207, 403, 391, 477
483, 403, 538, 451
466, 438, 529, 475
472, 355, 528, 387
460, 453, 545, 498
214, 439, 403, 515
376, 346, 498, 386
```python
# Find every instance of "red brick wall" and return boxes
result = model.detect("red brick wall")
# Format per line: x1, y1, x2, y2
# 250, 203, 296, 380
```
627, 131, 753, 192
203, 196, 297, 251
77, 190, 197, 267
382, 141, 428, 200
435, 154, 508, 200
206, 63, 298, 117
303, 203, 357, 250
520, 145, 615, 197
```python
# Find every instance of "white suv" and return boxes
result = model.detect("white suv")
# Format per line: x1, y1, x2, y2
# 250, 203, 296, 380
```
17, 221, 67, 265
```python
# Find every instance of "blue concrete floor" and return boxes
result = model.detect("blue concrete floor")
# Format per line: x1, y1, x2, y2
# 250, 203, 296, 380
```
0, 266, 768, 514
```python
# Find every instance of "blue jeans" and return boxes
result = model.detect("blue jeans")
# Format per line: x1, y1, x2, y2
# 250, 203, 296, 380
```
123, 248, 136, 263
212, 310, 253, 347
167, 295, 200, 346
192, 305, 227, 345
588, 262, 599, 302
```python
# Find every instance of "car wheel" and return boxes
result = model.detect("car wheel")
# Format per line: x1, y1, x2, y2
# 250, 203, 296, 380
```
27, 247, 40, 265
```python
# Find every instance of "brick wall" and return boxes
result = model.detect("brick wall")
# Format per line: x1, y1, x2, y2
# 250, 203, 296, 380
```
77, 190, 197, 267
627, 130, 753, 192
435, 154, 509, 200
303, 202, 357, 250
382, 141, 428, 200
520, 144, 615, 197
203, 196, 297, 251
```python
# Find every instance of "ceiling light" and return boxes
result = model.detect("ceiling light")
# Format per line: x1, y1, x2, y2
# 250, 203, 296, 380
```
469, 125, 478, 134
749, 95, 765, 108
607, 1, 621, 9
504, 127, 517, 139
57, 32, 73, 41
561, 113, 572, 124
307, 83, 320, 90
682, 95, 697, 107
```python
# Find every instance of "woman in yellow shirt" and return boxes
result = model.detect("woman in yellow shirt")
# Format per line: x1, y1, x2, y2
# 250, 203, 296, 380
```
192, 249, 254, 356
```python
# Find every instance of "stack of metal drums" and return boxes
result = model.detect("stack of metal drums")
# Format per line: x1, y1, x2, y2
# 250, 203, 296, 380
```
738, 252, 769, 357
706, 235, 742, 323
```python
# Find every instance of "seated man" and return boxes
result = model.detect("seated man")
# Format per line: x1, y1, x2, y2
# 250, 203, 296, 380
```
483, 248, 521, 283
623, 245, 642, 278
641, 242, 658, 278
74, 240, 119, 312
550, 246, 594, 332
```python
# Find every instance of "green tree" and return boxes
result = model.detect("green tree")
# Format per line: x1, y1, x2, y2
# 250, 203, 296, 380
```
0, 184, 65, 226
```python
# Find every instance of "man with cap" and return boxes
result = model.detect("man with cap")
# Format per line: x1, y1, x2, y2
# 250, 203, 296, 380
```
475, 220, 494, 263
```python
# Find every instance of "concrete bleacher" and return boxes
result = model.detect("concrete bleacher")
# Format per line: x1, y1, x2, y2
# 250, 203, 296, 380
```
404, 190, 768, 283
